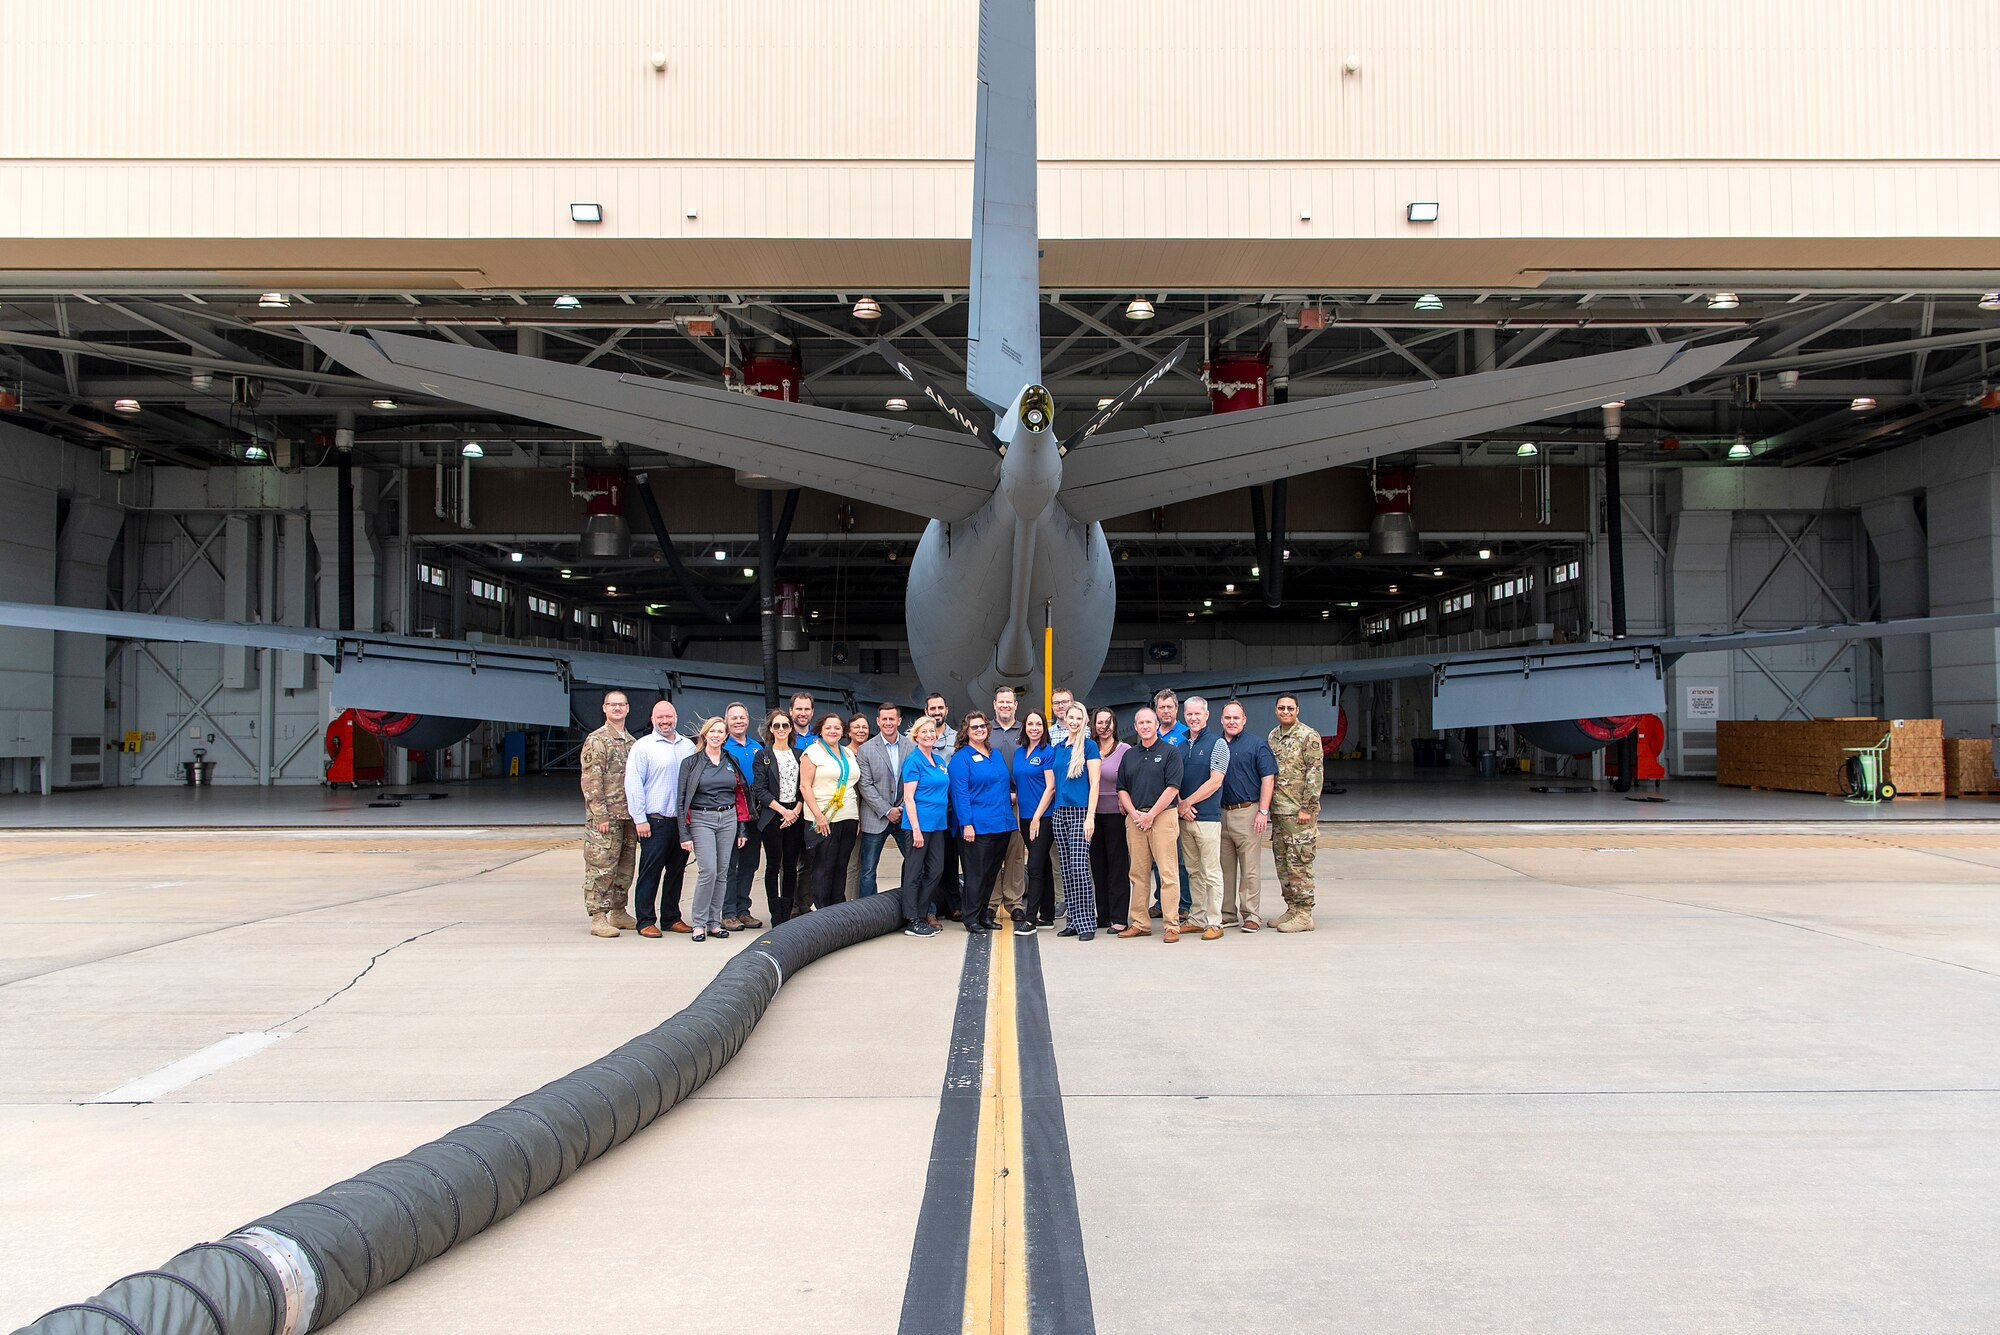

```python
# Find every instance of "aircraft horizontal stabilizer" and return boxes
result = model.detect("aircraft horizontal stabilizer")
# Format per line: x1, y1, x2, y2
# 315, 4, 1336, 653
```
1057, 339, 1751, 523
301, 329, 999, 522
872, 341, 999, 451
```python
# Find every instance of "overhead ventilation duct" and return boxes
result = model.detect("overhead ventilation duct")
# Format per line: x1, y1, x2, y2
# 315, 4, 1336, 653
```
1203, 353, 1268, 414
16, 892, 909, 1335
1369, 464, 1420, 557
733, 354, 802, 489
776, 581, 806, 650
575, 469, 630, 561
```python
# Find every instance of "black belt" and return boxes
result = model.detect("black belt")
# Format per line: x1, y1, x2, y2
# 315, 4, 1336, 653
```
690, 803, 735, 813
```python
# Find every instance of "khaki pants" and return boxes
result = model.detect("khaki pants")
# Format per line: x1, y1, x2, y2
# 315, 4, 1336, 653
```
991, 829, 1027, 914
1178, 819, 1223, 930
1219, 806, 1264, 924
1126, 810, 1181, 930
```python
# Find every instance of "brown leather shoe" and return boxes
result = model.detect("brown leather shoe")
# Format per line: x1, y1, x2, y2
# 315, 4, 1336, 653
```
1241, 917, 1262, 932
638, 924, 663, 938
1163, 927, 1180, 943
1201, 926, 1224, 941
740, 915, 764, 929
667, 920, 694, 934
721, 916, 745, 931
1117, 924, 1152, 938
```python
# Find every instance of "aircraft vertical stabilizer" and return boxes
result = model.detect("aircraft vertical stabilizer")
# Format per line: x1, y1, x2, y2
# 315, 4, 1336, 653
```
965, 0, 1043, 413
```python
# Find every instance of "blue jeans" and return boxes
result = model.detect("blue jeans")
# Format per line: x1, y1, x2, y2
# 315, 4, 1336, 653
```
858, 824, 912, 897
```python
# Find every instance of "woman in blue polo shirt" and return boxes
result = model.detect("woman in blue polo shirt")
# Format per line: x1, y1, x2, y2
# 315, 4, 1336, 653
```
1049, 701, 1103, 939
1012, 710, 1057, 934
898, 717, 950, 938
948, 710, 1014, 933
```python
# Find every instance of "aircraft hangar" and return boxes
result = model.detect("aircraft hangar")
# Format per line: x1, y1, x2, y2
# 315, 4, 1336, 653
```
2, 3, 1998, 1334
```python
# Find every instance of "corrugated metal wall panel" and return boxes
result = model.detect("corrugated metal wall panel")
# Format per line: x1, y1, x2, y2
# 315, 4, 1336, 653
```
4, 0, 1995, 163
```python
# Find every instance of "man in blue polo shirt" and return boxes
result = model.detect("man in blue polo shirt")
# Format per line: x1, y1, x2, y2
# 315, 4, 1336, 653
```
1152, 688, 1192, 920
1217, 699, 1277, 930
719, 701, 765, 929
1175, 696, 1230, 939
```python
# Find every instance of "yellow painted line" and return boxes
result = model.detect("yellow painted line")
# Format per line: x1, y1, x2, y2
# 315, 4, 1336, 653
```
963, 927, 1029, 1335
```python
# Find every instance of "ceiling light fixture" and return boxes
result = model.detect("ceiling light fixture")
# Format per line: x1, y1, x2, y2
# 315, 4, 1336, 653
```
509, 551, 524, 563
371, 397, 397, 409
713, 549, 727, 561
553, 294, 582, 311
112, 397, 141, 413
1850, 396, 1878, 411
885, 396, 909, 411
1727, 439, 1753, 460
1979, 291, 2000, 312
244, 443, 269, 461
606, 584, 617, 594
1125, 297, 1156, 321
1602, 398, 1626, 409
742, 567, 755, 578
461, 441, 483, 458
1342, 600, 1361, 609
1432, 567, 1444, 577
1414, 293, 1444, 312
1203, 599, 1213, 608
1321, 608, 1332, 619
560, 568, 574, 578
1250, 565, 1260, 577
1707, 291, 1740, 310
257, 292, 290, 309
1516, 441, 1538, 457
1478, 547, 1492, 559
1387, 584, 1400, 594
1096, 397, 1114, 409
852, 296, 883, 320
569, 202, 603, 223
1406, 202, 1440, 223
1224, 583, 1236, 594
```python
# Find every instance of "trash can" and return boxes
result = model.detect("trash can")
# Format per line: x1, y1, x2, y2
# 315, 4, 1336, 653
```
1476, 749, 1498, 779
179, 750, 216, 786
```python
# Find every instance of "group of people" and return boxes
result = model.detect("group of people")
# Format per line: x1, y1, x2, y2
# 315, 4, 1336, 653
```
578, 684, 1325, 944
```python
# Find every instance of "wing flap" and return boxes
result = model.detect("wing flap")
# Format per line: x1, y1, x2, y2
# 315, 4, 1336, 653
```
303, 329, 998, 522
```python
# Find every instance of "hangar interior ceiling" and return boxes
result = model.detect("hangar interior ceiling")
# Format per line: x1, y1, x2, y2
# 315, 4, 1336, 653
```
2, 283, 1998, 629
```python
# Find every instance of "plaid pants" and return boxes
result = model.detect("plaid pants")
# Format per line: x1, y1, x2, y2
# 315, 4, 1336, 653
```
1052, 806, 1094, 932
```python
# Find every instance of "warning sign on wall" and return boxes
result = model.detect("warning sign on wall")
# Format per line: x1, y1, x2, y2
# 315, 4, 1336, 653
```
1684, 686, 1720, 721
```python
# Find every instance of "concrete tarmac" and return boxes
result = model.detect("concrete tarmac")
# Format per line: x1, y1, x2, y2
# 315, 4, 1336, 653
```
2, 823, 1996, 1332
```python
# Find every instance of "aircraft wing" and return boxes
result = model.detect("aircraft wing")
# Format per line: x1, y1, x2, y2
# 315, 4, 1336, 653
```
1057, 339, 1751, 523
1094, 612, 2000, 731
300, 329, 999, 522
0, 602, 859, 727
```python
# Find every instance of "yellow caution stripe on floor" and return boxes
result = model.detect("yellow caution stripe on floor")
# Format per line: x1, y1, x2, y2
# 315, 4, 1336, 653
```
962, 924, 1028, 1335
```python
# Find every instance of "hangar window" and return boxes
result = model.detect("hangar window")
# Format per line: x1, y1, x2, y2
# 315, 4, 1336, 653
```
468, 576, 506, 604
528, 594, 559, 617
1489, 573, 1534, 602
1441, 591, 1473, 615
1364, 615, 1391, 638
1551, 559, 1581, 586
571, 608, 601, 629
1399, 605, 1428, 628
611, 618, 636, 639
418, 562, 448, 589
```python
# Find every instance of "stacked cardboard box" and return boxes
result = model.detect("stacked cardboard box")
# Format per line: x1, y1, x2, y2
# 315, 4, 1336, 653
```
1943, 738, 2000, 797
1716, 718, 1945, 797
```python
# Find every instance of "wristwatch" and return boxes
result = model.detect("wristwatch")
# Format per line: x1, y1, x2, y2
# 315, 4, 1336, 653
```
1257, 808, 1268, 815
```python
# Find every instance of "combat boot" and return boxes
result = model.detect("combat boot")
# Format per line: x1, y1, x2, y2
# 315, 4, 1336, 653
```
590, 913, 621, 938
1272, 908, 1314, 933
608, 909, 638, 930
1269, 904, 1299, 929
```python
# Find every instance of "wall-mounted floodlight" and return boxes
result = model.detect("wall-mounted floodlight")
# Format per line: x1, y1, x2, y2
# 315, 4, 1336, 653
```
1406, 202, 1439, 223
569, 203, 603, 223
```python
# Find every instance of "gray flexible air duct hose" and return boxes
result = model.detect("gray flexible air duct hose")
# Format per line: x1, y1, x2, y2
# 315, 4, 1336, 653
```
14, 890, 908, 1335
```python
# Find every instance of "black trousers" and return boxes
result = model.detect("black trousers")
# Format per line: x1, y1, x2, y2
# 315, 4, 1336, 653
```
937, 802, 962, 916
761, 818, 805, 923
960, 830, 1011, 917
1089, 810, 1129, 927
809, 821, 860, 909
1020, 816, 1055, 922
902, 828, 948, 923
634, 815, 689, 929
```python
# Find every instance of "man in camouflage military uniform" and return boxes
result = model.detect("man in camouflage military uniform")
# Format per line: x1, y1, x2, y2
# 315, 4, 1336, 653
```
1267, 693, 1323, 932
580, 690, 640, 938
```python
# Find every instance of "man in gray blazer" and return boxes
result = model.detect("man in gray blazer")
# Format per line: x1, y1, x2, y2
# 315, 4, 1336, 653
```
857, 702, 918, 898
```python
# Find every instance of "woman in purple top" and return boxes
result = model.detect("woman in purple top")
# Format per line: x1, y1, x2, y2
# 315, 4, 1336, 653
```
1088, 707, 1132, 932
